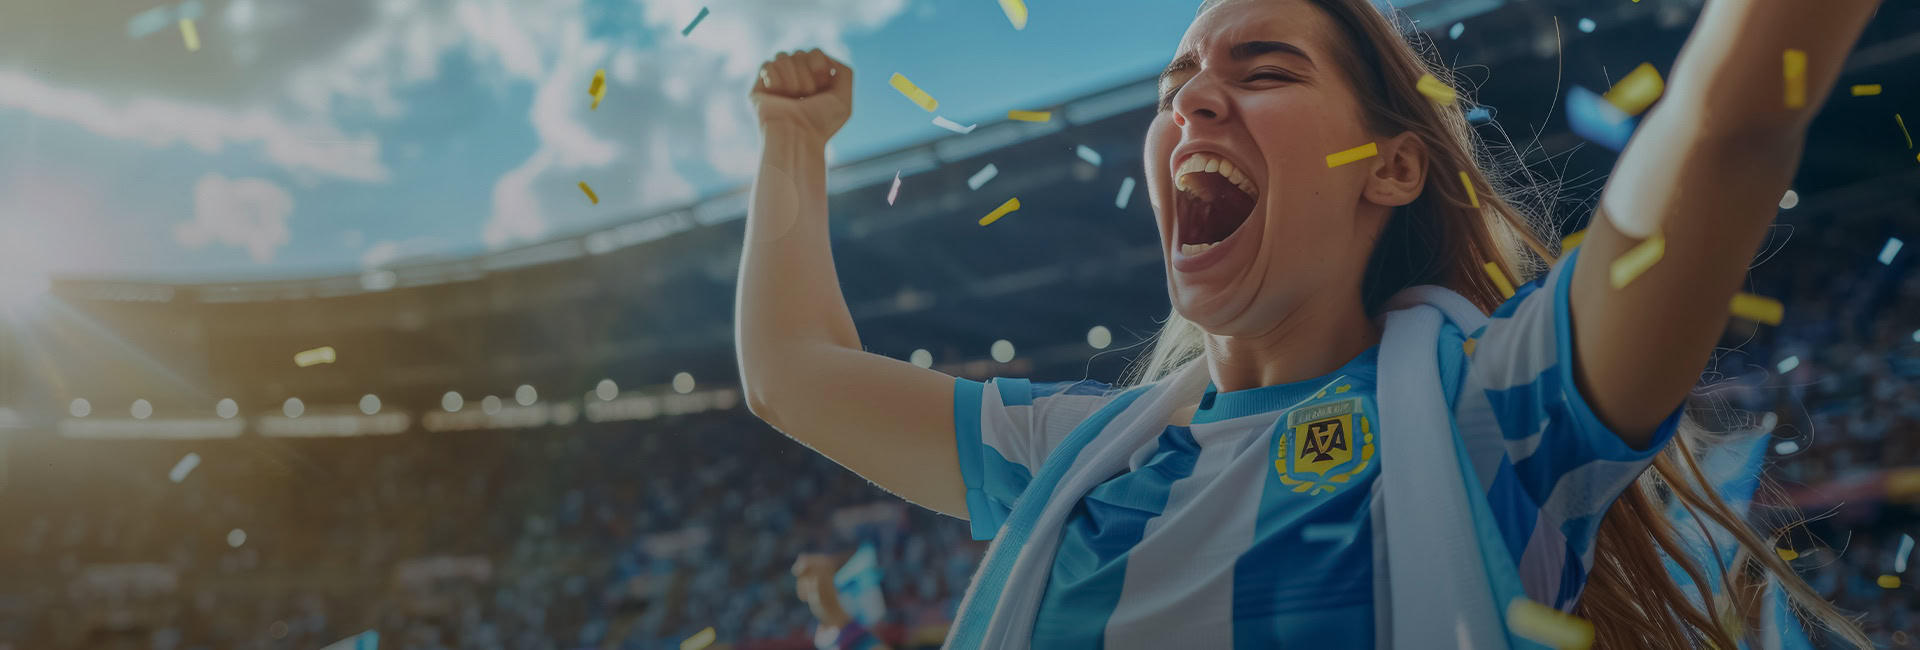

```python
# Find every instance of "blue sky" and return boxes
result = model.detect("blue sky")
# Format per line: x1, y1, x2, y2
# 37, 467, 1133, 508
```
0, 0, 1202, 282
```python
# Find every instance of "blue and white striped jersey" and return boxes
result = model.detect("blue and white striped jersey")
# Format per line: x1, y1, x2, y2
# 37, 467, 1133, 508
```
951, 251, 1679, 648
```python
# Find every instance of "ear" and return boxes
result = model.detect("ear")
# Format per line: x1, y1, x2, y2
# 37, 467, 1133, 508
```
1364, 130, 1427, 208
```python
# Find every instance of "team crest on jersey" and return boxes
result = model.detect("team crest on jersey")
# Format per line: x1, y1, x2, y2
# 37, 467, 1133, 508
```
1274, 396, 1375, 495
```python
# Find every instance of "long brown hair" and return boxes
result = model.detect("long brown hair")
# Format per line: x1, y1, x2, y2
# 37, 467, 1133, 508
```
1130, 0, 1871, 647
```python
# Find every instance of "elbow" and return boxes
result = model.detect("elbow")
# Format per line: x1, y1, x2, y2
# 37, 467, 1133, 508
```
740, 378, 785, 429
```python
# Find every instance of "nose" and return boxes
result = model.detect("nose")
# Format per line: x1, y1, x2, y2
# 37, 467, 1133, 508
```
1171, 73, 1228, 128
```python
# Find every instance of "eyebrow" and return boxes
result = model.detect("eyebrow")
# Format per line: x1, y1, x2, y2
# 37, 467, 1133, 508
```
1159, 40, 1315, 85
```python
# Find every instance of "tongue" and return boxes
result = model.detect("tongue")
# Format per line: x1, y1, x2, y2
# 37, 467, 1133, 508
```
1183, 174, 1255, 244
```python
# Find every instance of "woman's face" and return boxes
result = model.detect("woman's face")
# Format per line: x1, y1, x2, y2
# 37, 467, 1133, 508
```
1146, 0, 1392, 337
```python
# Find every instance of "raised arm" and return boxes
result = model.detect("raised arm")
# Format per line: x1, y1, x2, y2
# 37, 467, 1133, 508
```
734, 50, 967, 517
1570, 0, 1884, 444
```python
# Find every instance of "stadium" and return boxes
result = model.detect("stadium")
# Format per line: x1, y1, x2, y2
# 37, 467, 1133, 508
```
4, 0, 1920, 648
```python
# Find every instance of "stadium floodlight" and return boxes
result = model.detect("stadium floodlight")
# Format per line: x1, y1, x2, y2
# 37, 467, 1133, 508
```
515, 384, 537, 406
227, 529, 246, 548
216, 398, 238, 419
1780, 190, 1799, 210
1088, 326, 1113, 350
442, 391, 464, 413
131, 399, 153, 420
481, 395, 502, 415
910, 349, 933, 368
359, 394, 381, 415
283, 398, 304, 418
70, 398, 91, 418
673, 372, 695, 394
596, 379, 618, 401
991, 340, 1016, 363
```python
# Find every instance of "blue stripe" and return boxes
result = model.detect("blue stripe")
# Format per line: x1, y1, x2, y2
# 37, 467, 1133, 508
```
1232, 472, 1376, 647
974, 446, 1033, 538
998, 377, 1036, 407
953, 378, 996, 541
1032, 380, 1113, 399
946, 384, 1152, 650
1032, 427, 1200, 648
1485, 460, 1538, 565
1546, 247, 1677, 460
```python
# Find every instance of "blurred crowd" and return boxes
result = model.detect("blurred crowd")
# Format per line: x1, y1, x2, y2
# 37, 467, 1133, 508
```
4, 213, 1920, 649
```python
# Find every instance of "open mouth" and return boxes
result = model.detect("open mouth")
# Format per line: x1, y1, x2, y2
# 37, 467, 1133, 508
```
1173, 153, 1260, 256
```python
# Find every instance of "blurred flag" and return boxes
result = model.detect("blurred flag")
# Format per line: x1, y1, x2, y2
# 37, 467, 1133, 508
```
835, 542, 886, 627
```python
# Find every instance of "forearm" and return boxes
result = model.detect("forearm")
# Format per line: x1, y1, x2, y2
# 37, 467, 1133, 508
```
736, 127, 864, 407
1664, 0, 1882, 134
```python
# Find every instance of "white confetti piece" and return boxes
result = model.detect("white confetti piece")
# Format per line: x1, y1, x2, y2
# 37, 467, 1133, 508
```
169, 453, 201, 483
1881, 238, 1904, 264
888, 171, 901, 206
933, 115, 977, 134
294, 346, 337, 367
1076, 145, 1102, 166
1115, 177, 1136, 209
1776, 356, 1799, 373
1898, 534, 1914, 573
1774, 440, 1800, 455
968, 163, 998, 190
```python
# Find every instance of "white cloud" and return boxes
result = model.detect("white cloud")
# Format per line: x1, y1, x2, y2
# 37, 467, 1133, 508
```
0, 70, 389, 183
482, 149, 556, 249
177, 174, 294, 263
361, 240, 401, 269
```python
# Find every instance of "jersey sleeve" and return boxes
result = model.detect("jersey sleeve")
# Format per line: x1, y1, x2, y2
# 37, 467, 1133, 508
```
952, 377, 1114, 541
1449, 247, 1682, 610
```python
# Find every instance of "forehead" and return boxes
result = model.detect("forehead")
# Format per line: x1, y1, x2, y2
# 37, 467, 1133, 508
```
1176, 0, 1336, 59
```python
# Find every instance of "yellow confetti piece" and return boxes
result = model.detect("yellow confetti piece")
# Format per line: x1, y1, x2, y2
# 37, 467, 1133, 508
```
1008, 110, 1052, 122
1484, 261, 1515, 299
890, 73, 939, 112
1459, 170, 1479, 208
979, 197, 1021, 226
579, 182, 599, 205
293, 346, 337, 368
1604, 63, 1665, 117
1898, 114, 1913, 150
1878, 574, 1902, 589
1335, 384, 1352, 393
1776, 548, 1800, 561
680, 626, 716, 650
589, 69, 606, 110
1507, 598, 1595, 650
1852, 84, 1882, 96
1730, 292, 1784, 326
1561, 229, 1587, 252
1325, 141, 1378, 168
179, 18, 200, 52
1609, 234, 1666, 289
1784, 49, 1807, 109
998, 0, 1028, 30
1463, 338, 1477, 357
1416, 73, 1456, 104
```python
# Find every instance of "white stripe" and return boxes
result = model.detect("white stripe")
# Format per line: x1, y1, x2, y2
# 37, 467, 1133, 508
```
1540, 458, 1648, 524
1505, 416, 1551, 463
1517, 511, 1569, 606
1103, 424, 1275, 649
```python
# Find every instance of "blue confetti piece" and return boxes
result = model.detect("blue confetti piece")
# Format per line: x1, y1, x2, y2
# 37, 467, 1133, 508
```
127, 6, 172, 39
1466, 105, 1495, 124
681, 7, 709, 37
1075, 145, 1102, 167
1116, 177, 1136, 209
1577, 18, 1595, 33
1881, 238, 1904, 265
1448, 23, 1464, 40
1566, 85, 1637, 152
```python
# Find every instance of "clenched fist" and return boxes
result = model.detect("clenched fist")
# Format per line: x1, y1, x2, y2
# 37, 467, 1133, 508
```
750, 48, 853, 143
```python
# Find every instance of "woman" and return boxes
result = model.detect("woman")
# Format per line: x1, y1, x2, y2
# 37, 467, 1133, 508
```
735, 0, 1881, 647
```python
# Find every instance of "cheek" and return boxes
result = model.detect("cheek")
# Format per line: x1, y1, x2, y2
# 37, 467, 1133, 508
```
1143, 116, 1179, 223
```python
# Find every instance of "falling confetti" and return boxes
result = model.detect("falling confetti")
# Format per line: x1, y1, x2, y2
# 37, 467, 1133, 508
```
1448, 23, 1464, 40
1878, 575, 1902, 589
1777, 356, 1800, 373
1116, 177, 1136, 209
1466, 106, 1495, 124
1463, 338, 1477, 357
1325, 141, 1378, 168
1603, 63, 1664, 117
1729, 293, 1784, 326
1506, 598, 1594, 650
681, 7, 709, 36
1881, 238, 1904, 264
1008, 110, 1052, 123
1459, 171, 1479, 208
887, 172, 901, 206
933, 116, 977, 134
1898, 114, 1913, 149
998, 0, 1028, 30
890, 73, 939, 112
1897, 534, 1915, 573
294, 346, 338, 367
1483, 261, 1515, 299
169, 453, 201, 483
1076, 145, 1103, 166
1783, 49, 1807, 109
680, 627, 716, 650
979, 198, 1020, 226
1567, 85, 1636, 152
1416, 73, 1457, 104
968, 164, 999, 190
1609, 234, 1666, 289
579, 182, 599, 205
589, 69, 606, 110
1561, 230, 1587, 251
179, 18, 200, 52
1577, 18, 1596, 33
1853, 84, 1883, 96
1777, 548, 1801, 561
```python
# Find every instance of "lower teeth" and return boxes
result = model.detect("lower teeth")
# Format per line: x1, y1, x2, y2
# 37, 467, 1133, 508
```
1181, 242, 1216, 256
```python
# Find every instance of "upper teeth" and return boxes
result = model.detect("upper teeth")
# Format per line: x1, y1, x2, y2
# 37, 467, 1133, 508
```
1174, 153, 1259, 199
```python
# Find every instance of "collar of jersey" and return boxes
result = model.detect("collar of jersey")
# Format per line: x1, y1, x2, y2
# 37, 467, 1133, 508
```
1192, 345, 1380, 425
